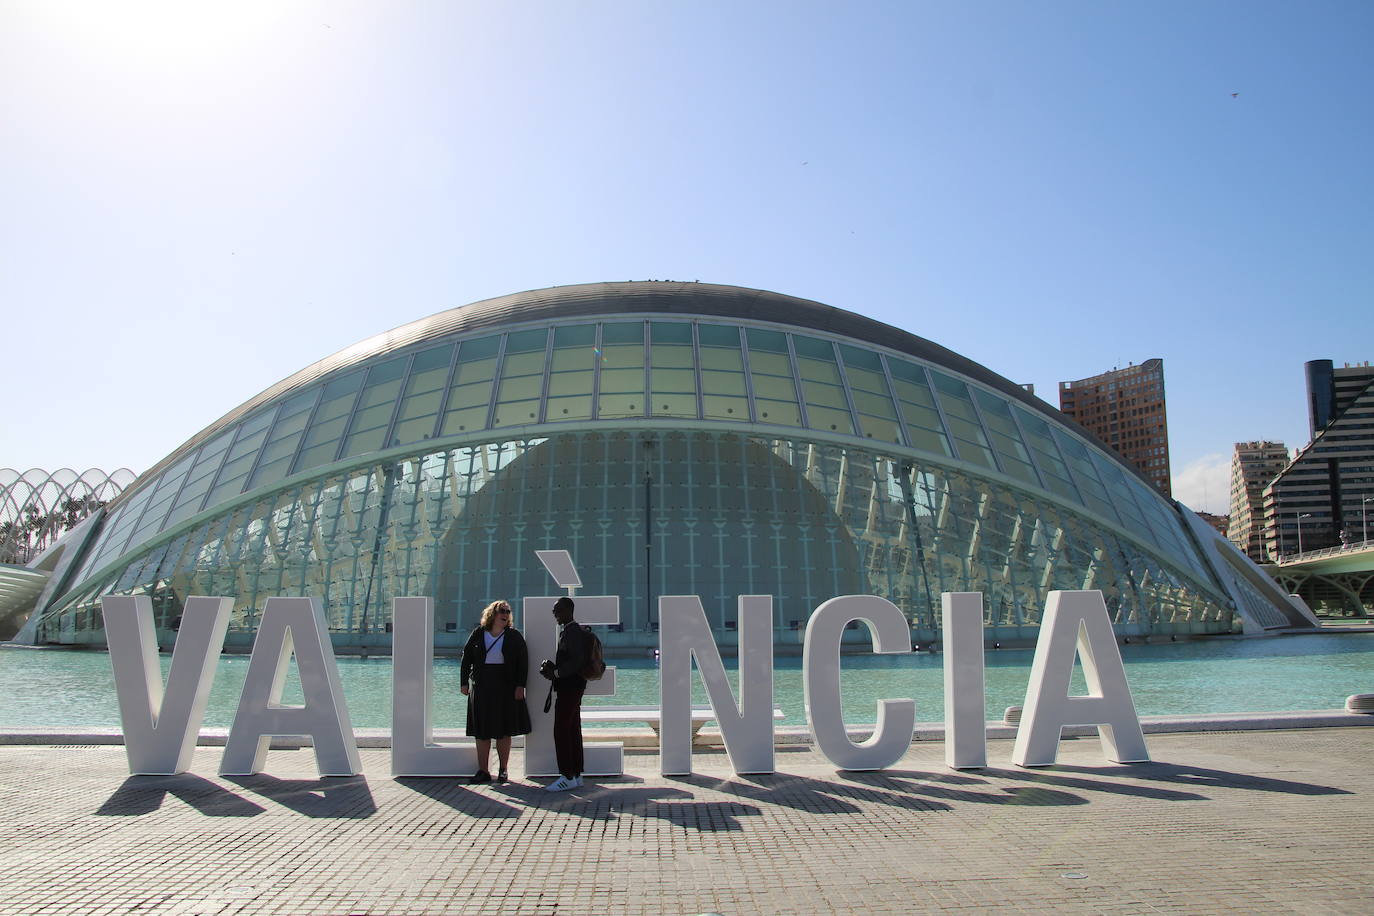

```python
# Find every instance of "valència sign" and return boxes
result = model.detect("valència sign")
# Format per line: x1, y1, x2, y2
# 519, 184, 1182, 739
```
103, 572, 1148, 780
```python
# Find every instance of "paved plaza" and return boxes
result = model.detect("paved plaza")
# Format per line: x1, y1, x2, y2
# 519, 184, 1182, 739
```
2, 728, 1373, 915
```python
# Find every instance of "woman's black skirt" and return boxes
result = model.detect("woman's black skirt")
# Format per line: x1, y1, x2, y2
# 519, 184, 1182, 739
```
466, 663, 532, 739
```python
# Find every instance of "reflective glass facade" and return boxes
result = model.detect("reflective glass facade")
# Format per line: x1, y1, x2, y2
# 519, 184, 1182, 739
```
31, 283, 1251, 649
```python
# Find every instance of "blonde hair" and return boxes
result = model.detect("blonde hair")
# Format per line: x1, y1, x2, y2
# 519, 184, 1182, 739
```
479, 600, 512, 631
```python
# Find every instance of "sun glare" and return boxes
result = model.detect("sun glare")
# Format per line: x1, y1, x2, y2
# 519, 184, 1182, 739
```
43, 1, 291, 64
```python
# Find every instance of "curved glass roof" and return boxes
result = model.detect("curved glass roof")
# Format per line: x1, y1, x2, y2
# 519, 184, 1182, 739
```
70, 288, 1210, 600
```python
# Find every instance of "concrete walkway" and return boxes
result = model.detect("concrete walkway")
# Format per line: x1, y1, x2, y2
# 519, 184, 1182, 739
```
3, 728, 1373, 914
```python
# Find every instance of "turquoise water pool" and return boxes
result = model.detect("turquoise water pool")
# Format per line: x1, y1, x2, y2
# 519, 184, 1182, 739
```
3, 632, 1372, 729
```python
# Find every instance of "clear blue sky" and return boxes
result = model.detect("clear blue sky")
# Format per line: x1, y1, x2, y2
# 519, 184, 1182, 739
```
3, 1, 1371, 514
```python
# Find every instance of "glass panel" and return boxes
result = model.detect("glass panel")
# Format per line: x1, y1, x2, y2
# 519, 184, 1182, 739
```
384, 345, 453, 448
650, 368, 695, 391
392, 415, 440, 445
702, 395, 748, 420
652, 394, 698, 416
1088, 450, 1156, 545
446, 383, 492, 409
546, 395, 593, 421
499, 351, 544, 375
699, 347, 744, 372
504, 328, 547, 353
745, 328, 787, 352
340, 356, 409, 458
125, 453, 197, 546
801, 381, 848, 410
457, 334, 501, 361
1013, 406, 1081, 504
554, 324, 596, 347
497, 375, 543, 402
601, 321, 644, 346
1052, 429, 1121, 525
851, 390, 897, 419
596, 322, 645, 419
550, 370, 593, 397
551, 324, 597, 372
395, 389, 442, 422
439, 336, 500, 435
754, 398, 803, 426
807, 404, 854, 434
838, 344, 881, 373
648, 322, 698, 418
857, 414, 904, 443
696, 324, 747, 421
440, 406, 487, 435
597, 368, 642, 392
744, 331, 801, 428
747, 351, 791, 376
340, 427, 387, 456
597, 393, 643, 418
930, 371, 997, 467
650, 321, 692, 345
697, 324, 741, 348
407, 344, 453, 385
294, 371, 365, 473
751, 374, 797, 401
163, 427, 237, 528
547, 324, 598, 423
906, 425, 951, 455
886, 359, 950, 456
702, 371, 747, 395
793, 337, 842, 384
793, 337, 851, 434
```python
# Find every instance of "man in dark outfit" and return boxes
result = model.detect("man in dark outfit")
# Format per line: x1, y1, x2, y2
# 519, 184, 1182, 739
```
539, 596, 590, 791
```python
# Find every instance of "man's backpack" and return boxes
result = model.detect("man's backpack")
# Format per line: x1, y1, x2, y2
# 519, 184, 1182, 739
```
580, 625, 606, 681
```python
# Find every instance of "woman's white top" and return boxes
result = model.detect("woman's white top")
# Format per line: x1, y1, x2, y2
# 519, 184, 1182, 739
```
483, 630, 505, 664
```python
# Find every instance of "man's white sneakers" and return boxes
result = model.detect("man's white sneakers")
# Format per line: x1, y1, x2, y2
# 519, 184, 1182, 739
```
545, 775, 583, 792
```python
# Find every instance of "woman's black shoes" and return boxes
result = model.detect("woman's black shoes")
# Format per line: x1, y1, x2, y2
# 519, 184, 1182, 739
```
496, 771, 508, 784
469, 770, 491, 785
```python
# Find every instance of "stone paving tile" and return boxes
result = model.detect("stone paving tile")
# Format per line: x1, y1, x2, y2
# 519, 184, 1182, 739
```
1, 730, 1372, 915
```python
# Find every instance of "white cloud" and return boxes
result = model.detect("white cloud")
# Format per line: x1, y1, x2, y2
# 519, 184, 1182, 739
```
1172, 453, 1232, 516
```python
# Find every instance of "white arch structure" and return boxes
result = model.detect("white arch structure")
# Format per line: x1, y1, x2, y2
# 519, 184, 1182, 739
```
0, 468, 136, 565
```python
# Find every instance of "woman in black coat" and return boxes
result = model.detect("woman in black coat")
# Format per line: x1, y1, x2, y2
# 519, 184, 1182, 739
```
460, 600, 531, 783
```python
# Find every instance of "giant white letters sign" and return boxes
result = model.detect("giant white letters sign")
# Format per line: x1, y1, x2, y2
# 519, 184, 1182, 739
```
101, 563, 1147, 777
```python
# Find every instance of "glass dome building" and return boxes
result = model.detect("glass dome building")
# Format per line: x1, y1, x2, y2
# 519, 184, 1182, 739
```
16, 282, 1310, 652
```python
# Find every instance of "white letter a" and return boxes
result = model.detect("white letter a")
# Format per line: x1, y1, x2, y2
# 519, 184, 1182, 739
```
1012, 590, 1148, 767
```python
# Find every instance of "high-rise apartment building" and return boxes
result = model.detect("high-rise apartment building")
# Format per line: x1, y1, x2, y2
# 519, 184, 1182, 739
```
1263, 360, 1374, 558
1058, 359, 1171, 496
1195, 511, 1230, 536
1227, 441, 1289, 561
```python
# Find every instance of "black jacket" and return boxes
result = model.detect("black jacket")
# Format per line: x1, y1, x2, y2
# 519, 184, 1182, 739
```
553, 622, 592, 689
460, 626, 528, 689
